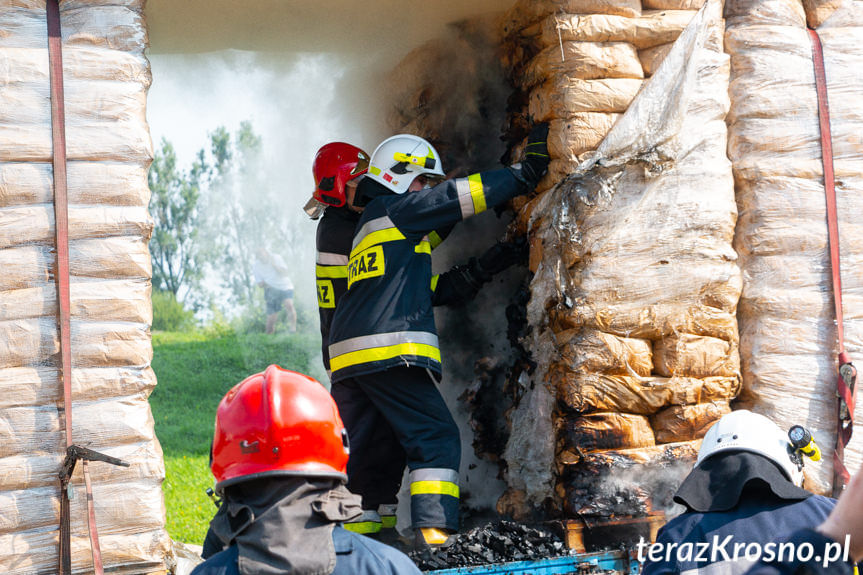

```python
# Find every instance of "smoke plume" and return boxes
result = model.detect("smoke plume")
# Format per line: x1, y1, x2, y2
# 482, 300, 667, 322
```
145, 1, 520, 526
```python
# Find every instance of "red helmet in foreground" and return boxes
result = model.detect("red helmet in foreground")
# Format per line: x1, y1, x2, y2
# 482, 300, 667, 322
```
311, 142, 369, 207
211, 365, 349, 490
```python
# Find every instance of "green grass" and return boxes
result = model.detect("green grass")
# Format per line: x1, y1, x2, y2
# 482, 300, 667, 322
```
150, 329, 322, 544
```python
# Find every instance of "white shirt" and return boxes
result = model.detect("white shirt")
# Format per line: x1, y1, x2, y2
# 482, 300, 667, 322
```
253, 253, 294, 291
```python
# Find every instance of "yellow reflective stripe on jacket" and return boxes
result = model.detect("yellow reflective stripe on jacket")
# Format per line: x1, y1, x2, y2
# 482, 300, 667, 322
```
380, 515, 397, 529
431, 274, 440, 292
316, 264, 348, 279
330, 342, 441, 372
351, 227, 405, 258
317, 279, 336, 308
351, 216, 404, 254
468, 173, 486, 214
414, 239, 431, 255
330, 331, 439, 356
429, 230, 443, 249
343, 521, 382, 534
410, 480, 460, 498
455, 174, 487, 219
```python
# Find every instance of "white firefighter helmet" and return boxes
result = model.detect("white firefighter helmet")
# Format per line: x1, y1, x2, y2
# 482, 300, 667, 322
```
697, 410, 803, 486
366, 134, 446, 195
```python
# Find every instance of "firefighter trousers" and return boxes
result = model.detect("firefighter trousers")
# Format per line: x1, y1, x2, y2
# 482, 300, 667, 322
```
331, 365, 461, 531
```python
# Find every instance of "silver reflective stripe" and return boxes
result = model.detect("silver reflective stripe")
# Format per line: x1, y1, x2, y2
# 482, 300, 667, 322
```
455, 178, 474, 219
329, 331, 439, 358
346, 509, 382, 523
409, 468, 459, 484
317, 251, 349, 266
680, 559, 755, 575
352, 215, 398, 250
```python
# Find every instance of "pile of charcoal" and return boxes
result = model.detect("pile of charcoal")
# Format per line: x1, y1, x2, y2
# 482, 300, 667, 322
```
409, 521, 612, 572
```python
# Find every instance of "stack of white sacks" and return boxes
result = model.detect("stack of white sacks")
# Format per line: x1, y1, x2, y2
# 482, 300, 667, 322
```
500, 0, 702, 206
0, 1, 169, 572
726, 0, 863, 495
501, 0, 742, 519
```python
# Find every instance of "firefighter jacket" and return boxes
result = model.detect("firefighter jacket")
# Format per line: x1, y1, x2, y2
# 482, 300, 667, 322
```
327, 168, 527, 383
642, 495, 837, 575
641, 453, 837, 575
315, 206, 361, 374
315, 206, 452, 375
192, 526, 422, 575
743, 529, 856, 575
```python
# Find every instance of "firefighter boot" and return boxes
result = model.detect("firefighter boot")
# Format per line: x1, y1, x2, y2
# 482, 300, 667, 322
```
376, 504, 402, 547
414, 527, 455, 551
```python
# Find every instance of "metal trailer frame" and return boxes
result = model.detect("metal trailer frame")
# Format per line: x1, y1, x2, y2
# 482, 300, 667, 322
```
426, 549, 640, 574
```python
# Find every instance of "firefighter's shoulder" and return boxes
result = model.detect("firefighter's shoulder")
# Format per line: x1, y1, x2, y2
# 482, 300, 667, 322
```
332, 526, 422, 575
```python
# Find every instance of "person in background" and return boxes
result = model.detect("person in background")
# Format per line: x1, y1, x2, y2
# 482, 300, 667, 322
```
326, 125, 549, 549
192, 365, 422, 575
306, 141, 527, 541
641, 410, 836, 575
253, 247, 296, 334
743, 460, 862, 575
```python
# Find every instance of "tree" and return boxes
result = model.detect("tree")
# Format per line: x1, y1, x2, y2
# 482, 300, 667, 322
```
202, 121, 304, 310
148, 139, 206, 302
150, 122, 304, 321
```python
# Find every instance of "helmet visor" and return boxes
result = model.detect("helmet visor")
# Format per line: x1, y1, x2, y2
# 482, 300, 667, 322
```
349, 153, 370, 177
303, 197, 326, 219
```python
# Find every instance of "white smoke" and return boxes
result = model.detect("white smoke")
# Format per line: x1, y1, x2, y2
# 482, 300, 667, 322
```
145, 1, 518, 529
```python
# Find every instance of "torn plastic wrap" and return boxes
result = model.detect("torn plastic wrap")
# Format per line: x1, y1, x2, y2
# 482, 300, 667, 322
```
0, 1, 169, 573
501, 0, 739, 521
499, 1, 700, 198
726, 0, 863, 495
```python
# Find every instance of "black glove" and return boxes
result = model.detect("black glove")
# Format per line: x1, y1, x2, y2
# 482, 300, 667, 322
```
432, 263, 484, 307
516, 123, 550, 190
476, 238, 528, 277
433, 239, 527, 308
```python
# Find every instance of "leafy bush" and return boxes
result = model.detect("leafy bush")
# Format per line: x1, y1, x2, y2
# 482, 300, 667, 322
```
152, 290, 196, 332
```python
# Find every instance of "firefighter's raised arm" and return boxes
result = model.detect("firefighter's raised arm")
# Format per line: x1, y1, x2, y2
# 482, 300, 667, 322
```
353, 126, 549, 239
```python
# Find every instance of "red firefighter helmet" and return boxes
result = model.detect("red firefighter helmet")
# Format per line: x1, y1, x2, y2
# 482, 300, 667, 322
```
311, 142, 370, 208
211, 365, 349, 490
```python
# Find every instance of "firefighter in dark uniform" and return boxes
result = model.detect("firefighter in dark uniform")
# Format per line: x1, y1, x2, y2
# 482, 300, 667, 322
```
745, 461, 862, 575
642, 410, 840, 575
326, 126, 549, 547
306, 142, 528, 538
191, 366, 422, 575
304, 142, 372, 381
